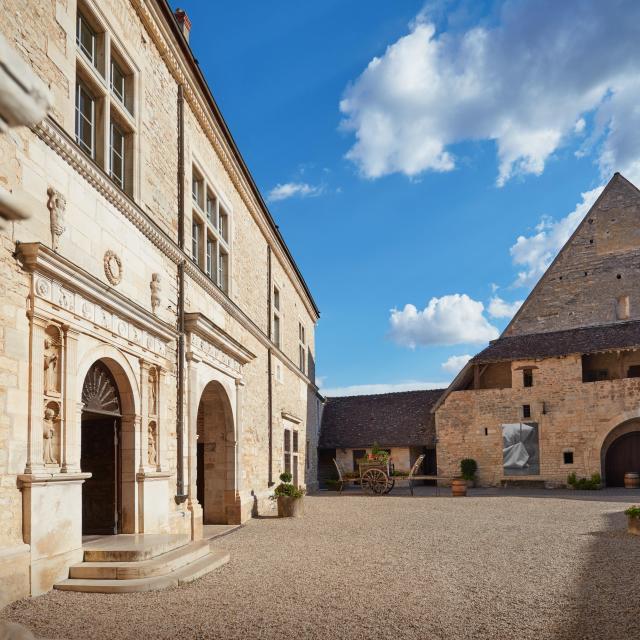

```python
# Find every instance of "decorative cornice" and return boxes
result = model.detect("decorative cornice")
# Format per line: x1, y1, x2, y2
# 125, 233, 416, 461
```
281, 411, 302, 424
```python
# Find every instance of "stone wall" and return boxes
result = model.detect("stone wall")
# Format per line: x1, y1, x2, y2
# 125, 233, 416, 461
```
436, 354, 640, 486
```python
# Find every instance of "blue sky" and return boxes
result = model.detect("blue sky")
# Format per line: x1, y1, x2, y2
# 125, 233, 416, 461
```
171, 1, 640, 396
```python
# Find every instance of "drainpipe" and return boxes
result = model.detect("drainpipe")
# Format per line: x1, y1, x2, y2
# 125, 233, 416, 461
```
267, 246, 274, 486
175, 84, 187, 504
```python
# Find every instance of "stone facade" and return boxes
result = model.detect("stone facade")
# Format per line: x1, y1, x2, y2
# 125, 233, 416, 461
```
0, 0, 320, 607
436, 175, 640, 488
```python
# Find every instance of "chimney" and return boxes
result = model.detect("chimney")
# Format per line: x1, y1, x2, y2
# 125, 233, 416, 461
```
174, 8, 191, 43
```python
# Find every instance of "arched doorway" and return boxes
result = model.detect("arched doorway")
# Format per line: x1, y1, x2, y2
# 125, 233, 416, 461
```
604, 428, 640, 487
196, 381, 235, 524
80, 361, 123, 534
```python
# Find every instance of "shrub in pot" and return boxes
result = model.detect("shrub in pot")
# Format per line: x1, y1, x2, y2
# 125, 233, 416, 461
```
625, 505, 640, 535
273, 472, 305, 517
460, 458, 477, 487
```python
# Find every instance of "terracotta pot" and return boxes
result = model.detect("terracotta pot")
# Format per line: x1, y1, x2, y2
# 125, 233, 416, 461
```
624, 472, 640, 489
277, 495, 304, 517
627, 515, 640, 535
451, 479, 467, 497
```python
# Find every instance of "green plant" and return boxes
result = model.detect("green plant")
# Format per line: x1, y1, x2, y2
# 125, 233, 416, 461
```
391, 470, 408, 477
271, 471, 305, 500
460, 458, 478, 481
625, 505, 640, 518
567, 472, 601, 490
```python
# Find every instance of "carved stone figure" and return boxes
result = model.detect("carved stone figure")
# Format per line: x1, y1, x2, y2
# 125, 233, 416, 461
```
148, 369, 157, 416
150, 273, 161, 313
46, 187, 66, 251
148, 422, 157, 467
43, 407, 57, 464
43, 337, 59, 395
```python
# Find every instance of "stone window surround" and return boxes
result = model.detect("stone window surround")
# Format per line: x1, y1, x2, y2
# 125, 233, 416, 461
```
298, 320, 306, 374
190, 159, 233, 295
75, 0, 140, 198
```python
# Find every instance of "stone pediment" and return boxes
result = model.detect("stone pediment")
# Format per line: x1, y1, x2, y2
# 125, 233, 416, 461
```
185, 312, 255, 374
17, 242, 175, 358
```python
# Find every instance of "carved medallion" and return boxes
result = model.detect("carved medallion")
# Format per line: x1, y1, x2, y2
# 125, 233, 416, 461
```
103, 250, 123, 286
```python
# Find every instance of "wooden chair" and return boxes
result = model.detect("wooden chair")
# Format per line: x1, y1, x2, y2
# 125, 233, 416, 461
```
333, 458, 359, 493
407, 454, 450, 496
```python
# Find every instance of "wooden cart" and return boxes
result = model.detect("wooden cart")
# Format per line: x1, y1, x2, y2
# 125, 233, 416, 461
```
358, 458, 395, 495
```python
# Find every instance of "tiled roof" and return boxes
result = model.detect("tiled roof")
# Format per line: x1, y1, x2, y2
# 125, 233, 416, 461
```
471, 320, 640, 364
319, 389, 445, 449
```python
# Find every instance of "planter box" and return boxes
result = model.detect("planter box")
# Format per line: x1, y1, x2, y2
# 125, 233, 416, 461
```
627, 515, 640, 536
277, 496, 304, 518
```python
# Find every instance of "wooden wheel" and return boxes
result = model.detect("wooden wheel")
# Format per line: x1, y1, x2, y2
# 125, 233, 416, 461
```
362, 468, 388, 495
383, 476, 395, 494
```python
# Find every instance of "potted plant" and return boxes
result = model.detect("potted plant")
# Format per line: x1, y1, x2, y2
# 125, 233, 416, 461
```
460, 458, 478, 488
273, 472, 305, 517
625, 505, 640, 535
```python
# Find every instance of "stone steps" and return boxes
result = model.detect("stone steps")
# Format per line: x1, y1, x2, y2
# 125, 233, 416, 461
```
54, 535, 230, 594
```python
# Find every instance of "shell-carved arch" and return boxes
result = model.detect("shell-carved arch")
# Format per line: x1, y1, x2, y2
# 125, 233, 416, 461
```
194, 374, 236, 439
77, 343, 140, 416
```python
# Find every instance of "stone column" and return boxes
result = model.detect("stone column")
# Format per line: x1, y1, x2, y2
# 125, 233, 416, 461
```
120, 412, 140, 533
26, 315, 47, 473
234, 378, 245, 493
139, 359, 149, 473
61, 326, 79, 472
186, 357, 199, 500
156, 367, 163, 472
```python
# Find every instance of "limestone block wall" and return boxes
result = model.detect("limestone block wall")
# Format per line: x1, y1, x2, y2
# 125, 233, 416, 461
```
436, 354, 640, 486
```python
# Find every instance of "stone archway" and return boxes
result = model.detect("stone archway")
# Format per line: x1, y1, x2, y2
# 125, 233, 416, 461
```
80, 357, 137, 534
601, 419, 640, 486
196, 380, 236, 524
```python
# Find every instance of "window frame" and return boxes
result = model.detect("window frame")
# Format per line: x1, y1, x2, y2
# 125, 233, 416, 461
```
75, 80, 96, 158
109, 121, 126, 189
76, 11, 97, 68
272, 286, 281, 348
298, 321, 306, 374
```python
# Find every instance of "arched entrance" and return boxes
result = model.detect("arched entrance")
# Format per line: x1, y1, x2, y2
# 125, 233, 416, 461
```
602, 420, 640, 487
80, 360, 126, 534
196, 380, 235, 524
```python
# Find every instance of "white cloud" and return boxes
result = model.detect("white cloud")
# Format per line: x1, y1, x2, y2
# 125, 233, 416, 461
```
388, 294, 499, 348
441, 354, 472, 375
509, 186, 603, 288
321, 380, 449, 398
488, 296, 524, 319
267, 182, 322, 202
340, 1, 640, 184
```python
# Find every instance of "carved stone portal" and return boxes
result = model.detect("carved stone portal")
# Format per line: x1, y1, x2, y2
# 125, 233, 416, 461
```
46, 186, 66, 251
103, 250, 123, 286
148, 421, 157, 467
150, 273, 161, 314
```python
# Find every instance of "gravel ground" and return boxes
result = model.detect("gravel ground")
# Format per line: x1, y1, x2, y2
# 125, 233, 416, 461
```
3, 492, 640, 640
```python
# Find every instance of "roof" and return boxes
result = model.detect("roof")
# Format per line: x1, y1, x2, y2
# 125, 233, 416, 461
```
157, 1, 319, 319
470, 319, 640, 365
319, 389, 445, 449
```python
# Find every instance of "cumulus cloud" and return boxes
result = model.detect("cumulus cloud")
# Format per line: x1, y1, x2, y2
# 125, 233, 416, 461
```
321, 380, 449, 398
340, 1, 640, 184
267, 182, 322, 202
510, 186, 603, 287
488, 296, 524, 319
441, 354, 472, 375
388, 294, 499, 348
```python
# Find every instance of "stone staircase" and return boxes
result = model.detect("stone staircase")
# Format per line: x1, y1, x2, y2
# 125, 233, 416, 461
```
54, 534, 229, 593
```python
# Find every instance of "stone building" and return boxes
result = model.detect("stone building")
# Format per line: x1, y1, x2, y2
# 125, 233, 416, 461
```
436, 173, 640, 488
318, 390, 442, 484
0, 0, 320, 606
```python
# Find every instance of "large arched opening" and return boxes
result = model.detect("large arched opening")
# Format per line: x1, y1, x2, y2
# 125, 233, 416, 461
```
80, 358, 135, 534
601, 419, 640, 486
196, 380, 235, 524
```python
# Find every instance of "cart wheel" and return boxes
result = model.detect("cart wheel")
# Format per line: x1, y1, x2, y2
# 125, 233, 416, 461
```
362, 469, 388, 495
384, 476, 395, 494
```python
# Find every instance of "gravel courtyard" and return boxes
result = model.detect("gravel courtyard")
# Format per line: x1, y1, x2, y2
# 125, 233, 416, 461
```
3, 491, 640, 640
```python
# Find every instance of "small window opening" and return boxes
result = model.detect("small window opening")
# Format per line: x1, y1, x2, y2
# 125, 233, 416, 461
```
563, 451, 574, 465
523, 369, 533, 387
484, 427, 488, 436
617, 274, 622, 279
522, 404, 531, 419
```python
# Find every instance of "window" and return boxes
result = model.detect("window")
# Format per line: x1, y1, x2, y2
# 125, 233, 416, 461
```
563, 451, 574, 465
75, 82, 95, 158
523, 369, 533, 387
284, 429, 291, 474
272, 286, 281, 348
352, 449, 366, 472
284, 427, 299, 485
306, 440, 310, 469
77, 12, 96, 66
292, 430, 299, 486
191, 219, 202, 263
298, 322, 306, 374
110, 59, 126, 104
522, 404, 531, 419
628, 365, 640, 379
191, 165, 230, 291
109, 122, 125, 189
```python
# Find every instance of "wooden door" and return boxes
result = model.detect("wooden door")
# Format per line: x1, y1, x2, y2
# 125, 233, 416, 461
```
605, 431, 640, 486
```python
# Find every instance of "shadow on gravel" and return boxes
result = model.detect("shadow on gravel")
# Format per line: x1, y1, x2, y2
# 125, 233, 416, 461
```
551, 511, 640, 640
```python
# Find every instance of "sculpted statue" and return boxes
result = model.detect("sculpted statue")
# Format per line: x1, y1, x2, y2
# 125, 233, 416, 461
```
150, 273, 161, 313
148, 369, 157, 415
148, 422, 157, 467
43, 407, 57, 464
47, 187, 66, 251
43, 337, 59, 394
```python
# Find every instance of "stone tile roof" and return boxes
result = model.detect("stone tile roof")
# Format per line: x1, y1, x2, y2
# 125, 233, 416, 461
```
471, 320, 640, 364
319, 389, 445, 449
